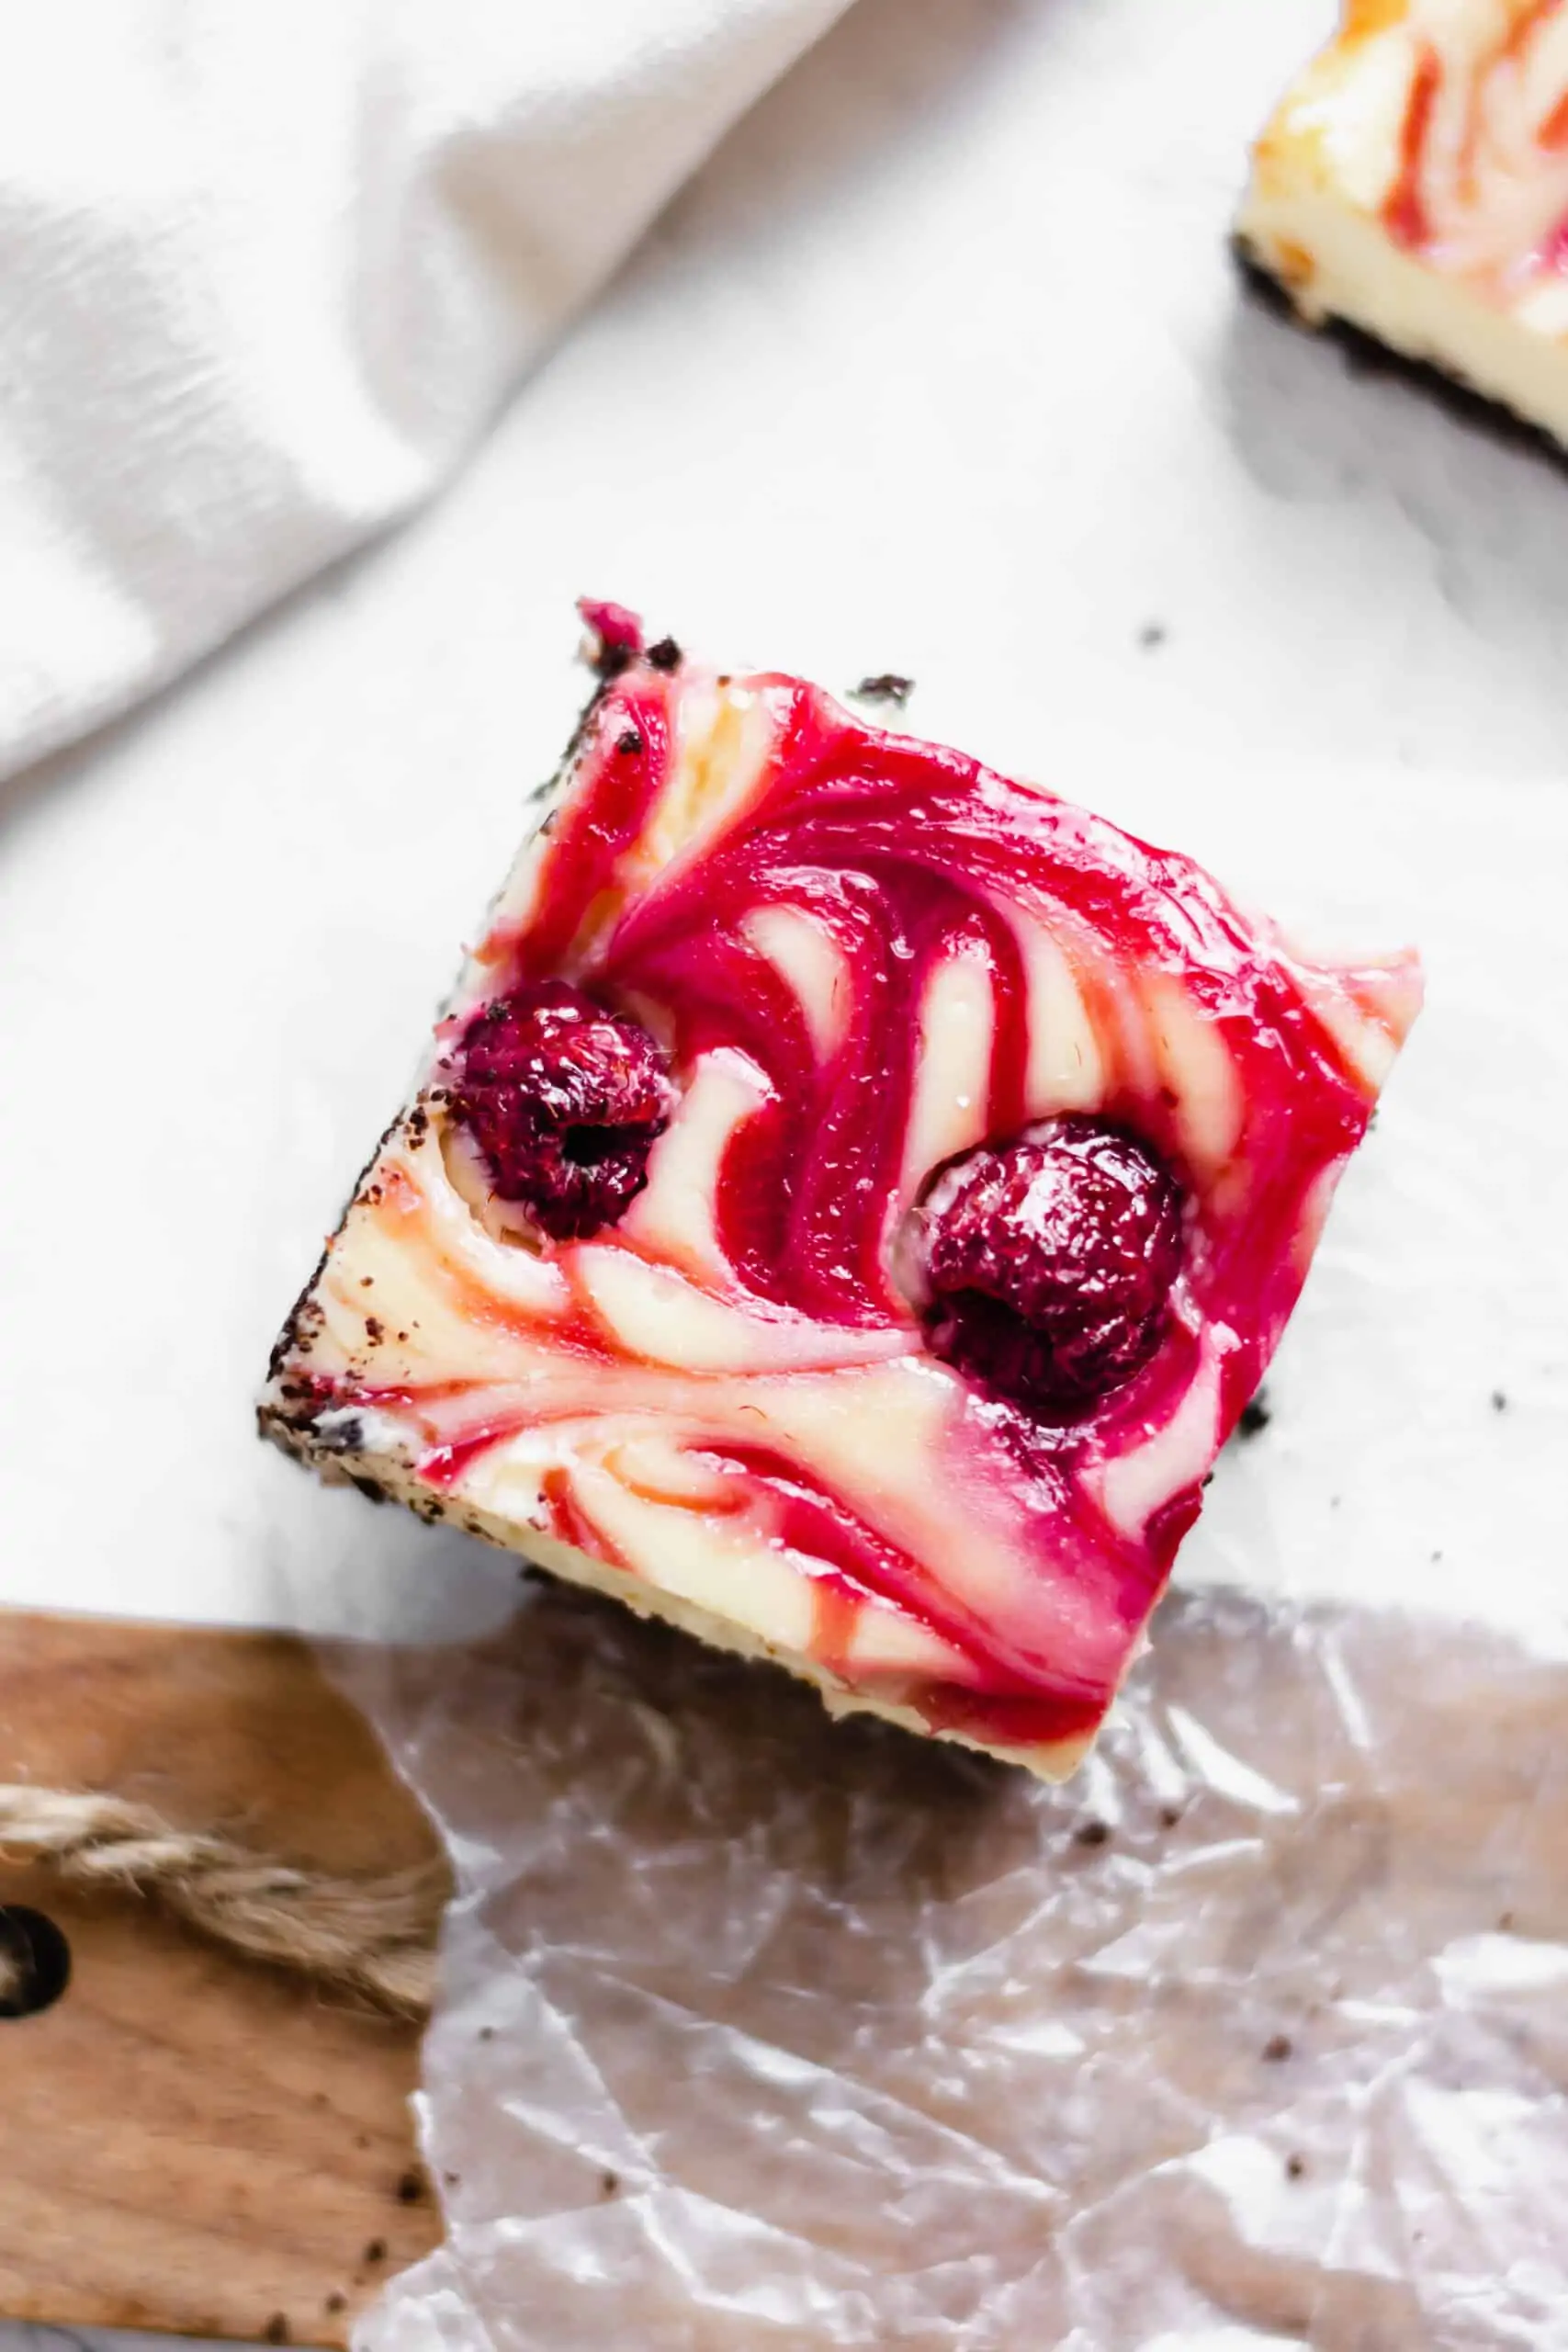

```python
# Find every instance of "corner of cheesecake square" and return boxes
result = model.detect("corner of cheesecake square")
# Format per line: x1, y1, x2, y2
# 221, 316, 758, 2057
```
1237, 0, 1568, 454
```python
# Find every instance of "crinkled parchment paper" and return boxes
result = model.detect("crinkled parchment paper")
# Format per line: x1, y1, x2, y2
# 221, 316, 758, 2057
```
338, 1587, 1568, 2349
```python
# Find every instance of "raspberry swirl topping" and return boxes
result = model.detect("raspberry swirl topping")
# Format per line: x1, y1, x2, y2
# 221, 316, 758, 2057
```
282, 614, 1420, 1765
1371, 0, 1568, 295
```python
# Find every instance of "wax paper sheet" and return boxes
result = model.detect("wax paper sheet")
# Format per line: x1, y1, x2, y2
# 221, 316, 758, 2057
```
336, 1583, 1568, 2350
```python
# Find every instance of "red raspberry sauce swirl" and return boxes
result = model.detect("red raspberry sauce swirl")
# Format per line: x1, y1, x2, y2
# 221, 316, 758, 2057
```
349, 641, 1418, 1760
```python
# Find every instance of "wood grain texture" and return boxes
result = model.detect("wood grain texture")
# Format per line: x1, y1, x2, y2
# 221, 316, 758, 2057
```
0, 1611, 446, 2346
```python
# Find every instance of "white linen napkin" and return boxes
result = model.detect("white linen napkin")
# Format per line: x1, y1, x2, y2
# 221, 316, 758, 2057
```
0, 0, 851, 783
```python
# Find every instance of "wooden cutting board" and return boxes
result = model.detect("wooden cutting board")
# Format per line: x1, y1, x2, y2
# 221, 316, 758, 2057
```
0, 1610, 446, 2346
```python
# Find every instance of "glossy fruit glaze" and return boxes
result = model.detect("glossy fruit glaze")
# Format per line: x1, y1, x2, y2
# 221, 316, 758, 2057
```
272, 612, 1420, 1767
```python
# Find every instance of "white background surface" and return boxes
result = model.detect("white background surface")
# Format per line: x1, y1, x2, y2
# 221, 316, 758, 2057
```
3, 0, 1567, 2339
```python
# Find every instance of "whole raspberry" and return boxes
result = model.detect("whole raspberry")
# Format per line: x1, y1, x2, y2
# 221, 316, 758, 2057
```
917, 1118, 1184, 1412
449, 983, 671, 1240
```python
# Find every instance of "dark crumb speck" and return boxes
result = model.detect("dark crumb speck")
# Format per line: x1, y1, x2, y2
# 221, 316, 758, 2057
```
1073, 1818, 1111, 1849
1431, 1550, 1443, 1565
443, 2169, 461, 2188
1285, 2153, 1307, 2181
396, 2168, 425, 2205
1492, 1388, 1508, 1412
1201, 1471, 1215, 1488
325, 2292, 347, 2316
646, 636, 682, 671
1262, 2033, 1293, 2064
479, 2025, 495, 2041
852, 673, 914, 707
1498, 1910, 1516, 1931
616, 729, 644, 755
1138, 622, 1168, 650
312, 1413, 365, 1458
364, 2238, 388, 2266
397, 1329, 410, 1342
602, 2169, 621, 2197
264, 2319, 290, 2346
1238, 1392, 1271, 1439
365, 1317, 384, 1345
360, 1276, 374, 1289
1157, 1803, 1184, 1829
405, 1106, 429, 1144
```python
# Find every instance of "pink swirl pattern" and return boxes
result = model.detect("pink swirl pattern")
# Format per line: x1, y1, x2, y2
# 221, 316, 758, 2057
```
266, 626, 1421, 1770
1381, 0, 1568, 288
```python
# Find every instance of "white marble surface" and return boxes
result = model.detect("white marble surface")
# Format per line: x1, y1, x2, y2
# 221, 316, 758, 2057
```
5, 0, 1568, 2340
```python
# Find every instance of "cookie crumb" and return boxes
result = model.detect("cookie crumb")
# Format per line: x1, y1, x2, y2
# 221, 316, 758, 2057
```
1157, 1803, 1184, 1829
1138, 622, 1168, 650
1238, 1392, 1270, 1439
1285, 2153, 1307, 2181
1498, 1910, 1516, 1932
601, 2169, 621, 2197
1262, 2032, 1293, 2064
852, 673, 914, 707
1491, 1388, 1508, 1412
646, 636, 682, 672
1073, 1818, 1111, 1849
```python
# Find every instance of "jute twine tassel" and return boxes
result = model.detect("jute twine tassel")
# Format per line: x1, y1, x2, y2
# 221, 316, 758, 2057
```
0, 1785, 445, 2018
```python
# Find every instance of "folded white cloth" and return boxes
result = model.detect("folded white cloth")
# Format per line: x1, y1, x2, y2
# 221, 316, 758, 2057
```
0, 0, 850, 781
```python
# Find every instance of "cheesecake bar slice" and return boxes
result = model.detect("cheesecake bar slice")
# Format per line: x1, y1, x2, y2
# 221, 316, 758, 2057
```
263, 608, 1420, 1777
1240, 0, 1568, 447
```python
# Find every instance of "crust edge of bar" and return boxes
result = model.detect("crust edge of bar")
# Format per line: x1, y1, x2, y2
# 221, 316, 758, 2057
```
259, 1402, 1090, 1785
